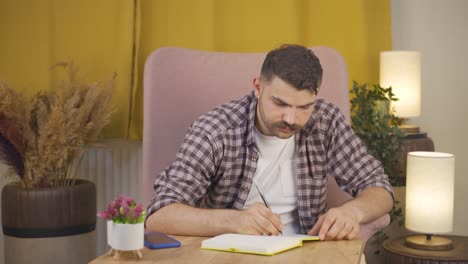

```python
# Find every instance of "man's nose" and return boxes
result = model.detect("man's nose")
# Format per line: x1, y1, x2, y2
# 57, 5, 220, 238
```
283, 109, 296, 125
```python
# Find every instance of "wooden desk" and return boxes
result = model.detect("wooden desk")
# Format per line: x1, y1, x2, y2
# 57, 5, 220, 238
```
90, 236, 364, 264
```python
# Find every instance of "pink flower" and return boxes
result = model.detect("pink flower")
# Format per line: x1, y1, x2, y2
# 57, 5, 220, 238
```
134, 204, 143, 216
97, 211, 111, 220
97, 194, 146, 224
118, 194, 135, 206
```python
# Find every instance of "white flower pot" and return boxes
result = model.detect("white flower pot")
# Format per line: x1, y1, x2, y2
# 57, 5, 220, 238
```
107, 221, 144, 251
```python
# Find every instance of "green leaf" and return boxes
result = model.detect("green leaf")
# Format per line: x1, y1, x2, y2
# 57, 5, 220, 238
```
350, 81, 405, 238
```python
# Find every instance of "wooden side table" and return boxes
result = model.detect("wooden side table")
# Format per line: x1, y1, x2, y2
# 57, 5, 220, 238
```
383, 236, 468, 263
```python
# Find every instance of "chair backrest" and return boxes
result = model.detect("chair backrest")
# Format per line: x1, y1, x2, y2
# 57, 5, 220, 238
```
142, 46, 349, 207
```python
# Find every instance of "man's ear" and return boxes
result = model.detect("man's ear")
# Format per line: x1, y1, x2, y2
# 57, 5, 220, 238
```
253, 77, 262, 98
315, 82, 322, 95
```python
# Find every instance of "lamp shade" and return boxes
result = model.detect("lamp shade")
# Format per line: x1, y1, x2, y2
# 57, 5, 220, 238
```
405, 151, 455, 234
380, 51, 421, 118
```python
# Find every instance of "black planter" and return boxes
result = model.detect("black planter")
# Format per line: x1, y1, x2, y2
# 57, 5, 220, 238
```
1, 179, 96, 264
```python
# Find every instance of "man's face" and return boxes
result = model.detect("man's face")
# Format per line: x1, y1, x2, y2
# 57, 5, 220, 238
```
253, 76, 318, 139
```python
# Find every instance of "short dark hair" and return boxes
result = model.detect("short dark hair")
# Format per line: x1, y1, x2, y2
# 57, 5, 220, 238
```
260, 44, 323, 94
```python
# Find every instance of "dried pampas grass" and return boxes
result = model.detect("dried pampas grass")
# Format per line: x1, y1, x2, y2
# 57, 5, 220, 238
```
0, 62, 115, 188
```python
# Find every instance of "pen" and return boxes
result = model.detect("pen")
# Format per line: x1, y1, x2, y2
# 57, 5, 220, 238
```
254, 183, 282, 235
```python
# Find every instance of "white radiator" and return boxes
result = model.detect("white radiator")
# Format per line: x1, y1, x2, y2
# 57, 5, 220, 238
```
76, 139, 143, 257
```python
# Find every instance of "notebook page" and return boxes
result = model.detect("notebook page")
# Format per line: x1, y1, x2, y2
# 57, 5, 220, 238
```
201, 234, 302, 254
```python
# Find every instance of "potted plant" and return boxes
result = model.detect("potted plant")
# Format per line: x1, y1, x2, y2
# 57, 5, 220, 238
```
350, 81, 404, 185
350, 81, 406, 259
98, 194, 146, 260
0, 62, 115, 264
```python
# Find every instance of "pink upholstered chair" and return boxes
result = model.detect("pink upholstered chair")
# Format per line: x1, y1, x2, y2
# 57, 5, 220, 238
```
142, 46, 390, 241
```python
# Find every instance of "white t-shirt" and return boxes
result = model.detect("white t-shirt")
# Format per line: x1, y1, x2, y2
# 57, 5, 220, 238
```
243, 128, 300, 234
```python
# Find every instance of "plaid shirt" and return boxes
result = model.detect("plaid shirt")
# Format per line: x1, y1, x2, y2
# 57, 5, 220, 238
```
148, 92, 393, 233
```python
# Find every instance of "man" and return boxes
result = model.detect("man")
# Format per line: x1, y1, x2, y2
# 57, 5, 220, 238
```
146, 44, 393, 240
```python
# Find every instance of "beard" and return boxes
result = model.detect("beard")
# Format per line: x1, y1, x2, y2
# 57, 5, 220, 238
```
256, 97, 305, 138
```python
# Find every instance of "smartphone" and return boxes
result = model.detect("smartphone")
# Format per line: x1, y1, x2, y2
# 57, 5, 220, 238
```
144, 232, 181, 249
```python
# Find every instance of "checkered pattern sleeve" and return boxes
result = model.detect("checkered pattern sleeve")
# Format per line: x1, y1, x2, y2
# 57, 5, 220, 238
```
325, 106, 394, 200
146, 125, 219, 217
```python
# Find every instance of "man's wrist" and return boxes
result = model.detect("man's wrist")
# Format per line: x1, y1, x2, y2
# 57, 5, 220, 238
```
205, 208, 242, 234
340, 203, 365, 224
224, 209, 242, 233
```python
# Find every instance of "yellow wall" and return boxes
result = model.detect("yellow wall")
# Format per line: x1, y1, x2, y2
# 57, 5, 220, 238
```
0, 0, 391, 139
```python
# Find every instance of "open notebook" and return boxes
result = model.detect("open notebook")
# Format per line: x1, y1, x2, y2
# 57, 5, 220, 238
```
201, 233, 320, 256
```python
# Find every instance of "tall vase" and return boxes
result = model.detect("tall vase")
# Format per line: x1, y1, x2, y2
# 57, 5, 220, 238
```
1, 179, 96, 264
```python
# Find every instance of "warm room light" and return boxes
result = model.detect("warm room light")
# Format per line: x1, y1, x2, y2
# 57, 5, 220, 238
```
405, 151, 455, 251
380, 51, 421, 118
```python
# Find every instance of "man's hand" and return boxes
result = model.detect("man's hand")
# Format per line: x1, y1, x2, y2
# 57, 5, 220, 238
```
146, 202, 284, 236
307, 187, 393, 241
236, 202, 283, 235
307, 207, 360, 240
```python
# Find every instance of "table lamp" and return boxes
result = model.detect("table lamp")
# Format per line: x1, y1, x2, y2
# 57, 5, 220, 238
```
405, 151, 455, 251
380, 51, 421, 135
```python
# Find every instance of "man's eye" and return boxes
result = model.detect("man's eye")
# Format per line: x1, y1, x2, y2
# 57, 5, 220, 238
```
299, 105, 311, 110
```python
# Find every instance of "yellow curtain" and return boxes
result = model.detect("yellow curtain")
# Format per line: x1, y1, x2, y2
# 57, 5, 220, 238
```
0, 0, 136, 138
0, 0, 391, 140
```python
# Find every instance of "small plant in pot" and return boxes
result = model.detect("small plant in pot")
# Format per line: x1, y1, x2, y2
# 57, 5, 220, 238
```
98, 194, 147, 260
350, 81, 403, 185
0, 62, 115, 264
350, 81, 405, 257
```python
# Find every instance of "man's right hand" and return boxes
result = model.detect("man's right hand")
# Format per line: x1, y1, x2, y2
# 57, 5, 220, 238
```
235, 202, 283, 235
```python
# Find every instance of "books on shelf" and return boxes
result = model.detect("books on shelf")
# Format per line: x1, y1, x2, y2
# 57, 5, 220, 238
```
201, 233, 320, 256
